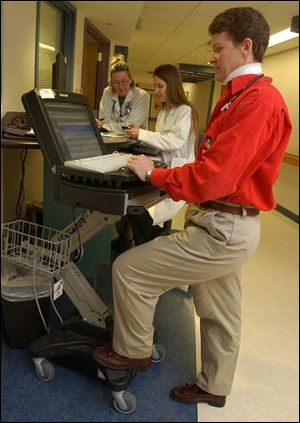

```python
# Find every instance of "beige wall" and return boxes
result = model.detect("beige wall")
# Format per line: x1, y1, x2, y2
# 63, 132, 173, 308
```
72, 10, 85, 93
183, 80, 212, 133
263, 47, 299, 156
182, 48, 299, 157
2, 1, 36, 112
1, 1, 44, 223
1, 2, 90, 222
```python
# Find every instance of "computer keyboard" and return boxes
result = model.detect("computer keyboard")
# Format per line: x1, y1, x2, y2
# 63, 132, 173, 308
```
64, 152, 133, 173
117, 141, 162, 157
130, 143, 161, 156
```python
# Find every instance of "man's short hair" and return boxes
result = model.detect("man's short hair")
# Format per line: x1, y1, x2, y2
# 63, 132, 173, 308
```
208, 7, 270, 62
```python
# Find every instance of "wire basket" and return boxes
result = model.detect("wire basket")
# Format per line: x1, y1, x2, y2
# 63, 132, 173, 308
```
1, 220, 71, 277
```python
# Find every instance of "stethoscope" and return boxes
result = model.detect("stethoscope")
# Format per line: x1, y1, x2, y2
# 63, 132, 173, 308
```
204, 74, 264, 150
112, 99, 132, 122
220, 73, 264, 112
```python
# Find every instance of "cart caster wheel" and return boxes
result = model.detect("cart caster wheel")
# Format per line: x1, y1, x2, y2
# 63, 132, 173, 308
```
152, 343, 166, 363
34, 359, 55, 381
112, 391, 137, 414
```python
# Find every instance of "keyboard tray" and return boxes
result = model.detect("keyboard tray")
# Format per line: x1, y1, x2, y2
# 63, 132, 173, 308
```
57, 164, 142, 188
58, 159, 166, 189
55, 165, 165, 215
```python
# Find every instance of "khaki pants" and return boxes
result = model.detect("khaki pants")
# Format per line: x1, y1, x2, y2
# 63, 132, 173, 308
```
112, 204, 261, 395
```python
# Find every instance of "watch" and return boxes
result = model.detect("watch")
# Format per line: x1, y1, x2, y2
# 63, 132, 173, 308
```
144, 169, 152, 182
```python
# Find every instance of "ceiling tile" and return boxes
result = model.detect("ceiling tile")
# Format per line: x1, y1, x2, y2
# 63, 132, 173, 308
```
72, 0, 299, 86
129, 31, 165, 46
193, 1, 271, 16
140, 7, 186, 24
144, 1, 201, 13
260, 1, 299, 33
138, 20, 176, 34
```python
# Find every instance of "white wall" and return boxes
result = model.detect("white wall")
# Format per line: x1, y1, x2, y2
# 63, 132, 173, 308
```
263, 47, 299, 156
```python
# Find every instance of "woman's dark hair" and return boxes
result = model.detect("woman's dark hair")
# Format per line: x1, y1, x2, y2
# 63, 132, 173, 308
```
208, 7, 270, 62
153, 64, 199, 140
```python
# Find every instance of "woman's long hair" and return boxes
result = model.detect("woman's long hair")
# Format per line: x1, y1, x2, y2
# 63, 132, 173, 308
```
153, 64, 200, 142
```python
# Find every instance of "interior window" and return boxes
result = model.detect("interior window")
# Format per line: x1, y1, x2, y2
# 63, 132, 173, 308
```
36, 2, 63, 88
35, 1, 75, 90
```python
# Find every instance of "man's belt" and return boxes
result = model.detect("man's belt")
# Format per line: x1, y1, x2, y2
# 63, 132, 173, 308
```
200, 201, 260, 216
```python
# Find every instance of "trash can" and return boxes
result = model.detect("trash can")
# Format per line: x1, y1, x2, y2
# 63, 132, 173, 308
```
1, 219, 71, 348
1, 262, 51, 348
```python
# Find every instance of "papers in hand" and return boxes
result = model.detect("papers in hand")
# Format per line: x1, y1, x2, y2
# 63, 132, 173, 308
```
102, 131, 127, 138
101, 131, 129, 144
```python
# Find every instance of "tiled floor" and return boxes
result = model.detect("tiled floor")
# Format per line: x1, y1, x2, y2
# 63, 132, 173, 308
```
171, 163, 299, 422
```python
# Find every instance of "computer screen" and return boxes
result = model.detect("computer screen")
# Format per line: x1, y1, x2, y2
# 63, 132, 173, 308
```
22, 89, 105, 169
44, 101, 102, 160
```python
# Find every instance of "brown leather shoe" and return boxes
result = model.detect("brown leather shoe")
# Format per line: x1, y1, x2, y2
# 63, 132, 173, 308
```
93, 346, 151, 370
170, 383, 226, 407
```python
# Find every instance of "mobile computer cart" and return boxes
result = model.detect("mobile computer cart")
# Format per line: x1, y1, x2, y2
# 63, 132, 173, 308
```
18, 88, 167, 414
1, 214, 165, 414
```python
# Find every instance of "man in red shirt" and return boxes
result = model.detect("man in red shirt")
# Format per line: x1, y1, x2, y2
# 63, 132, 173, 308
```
93, 7, 292, 407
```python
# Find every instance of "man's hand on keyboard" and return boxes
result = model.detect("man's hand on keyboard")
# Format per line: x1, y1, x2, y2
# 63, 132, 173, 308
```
127, 155, 154, 182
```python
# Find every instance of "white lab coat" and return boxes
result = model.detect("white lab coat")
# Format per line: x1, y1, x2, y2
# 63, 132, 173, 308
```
99, 86, 150, 132
138, 104, 196, 224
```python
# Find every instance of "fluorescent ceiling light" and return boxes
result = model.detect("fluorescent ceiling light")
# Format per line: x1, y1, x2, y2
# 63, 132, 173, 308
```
268, 28, 299, 48
39, 42, 55, 51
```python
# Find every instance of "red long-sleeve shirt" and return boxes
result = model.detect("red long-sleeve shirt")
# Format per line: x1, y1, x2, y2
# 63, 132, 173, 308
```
150, 74, 292, 211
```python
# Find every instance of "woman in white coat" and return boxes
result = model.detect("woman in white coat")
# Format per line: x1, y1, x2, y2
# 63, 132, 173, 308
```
124, 64, 199, 244
96, 55, 150, 253
96, 55, 150, 132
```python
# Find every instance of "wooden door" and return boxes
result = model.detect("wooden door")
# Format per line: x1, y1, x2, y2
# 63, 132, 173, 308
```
81, 19, 110, 113
82, 42, 98, 110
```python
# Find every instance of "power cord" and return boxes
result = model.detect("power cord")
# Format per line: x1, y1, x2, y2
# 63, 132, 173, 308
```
71, 208, 85, 263
13, 149, 28, 220
32, 266, 49, 333
32, 208, 86, 331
